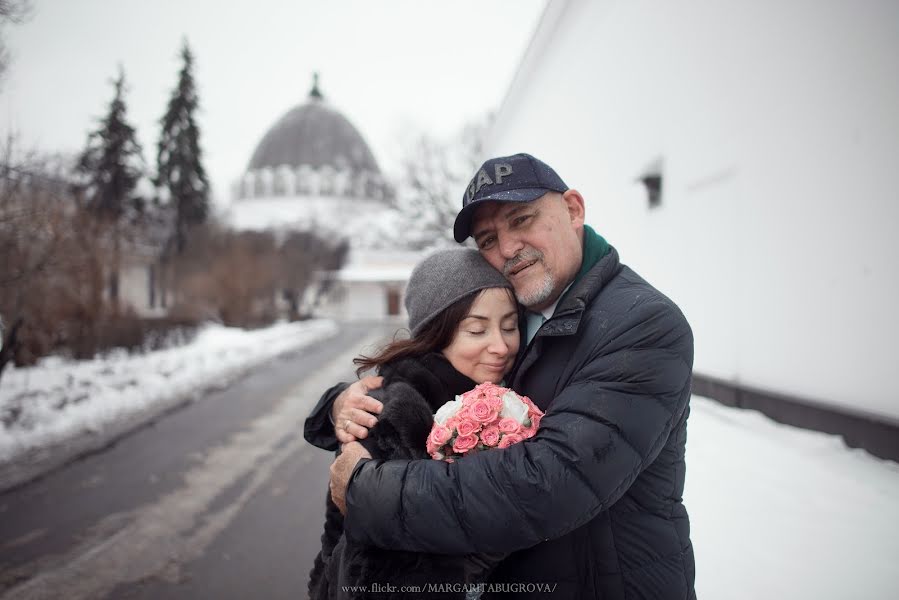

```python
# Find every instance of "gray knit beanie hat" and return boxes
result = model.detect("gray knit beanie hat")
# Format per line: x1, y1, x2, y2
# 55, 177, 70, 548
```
405, 248, 512, 336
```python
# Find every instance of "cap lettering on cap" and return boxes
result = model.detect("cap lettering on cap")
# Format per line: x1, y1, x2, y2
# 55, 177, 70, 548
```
475, 168, 493, 193
494, 163, 512, 184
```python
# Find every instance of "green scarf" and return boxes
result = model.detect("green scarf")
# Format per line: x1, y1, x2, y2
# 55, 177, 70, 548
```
576, 225, 610, 281
558, 224, 610, 307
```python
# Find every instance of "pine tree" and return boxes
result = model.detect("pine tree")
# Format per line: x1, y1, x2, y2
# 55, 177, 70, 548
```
78, 66, 144, 222
77, 66, 145, 311
156, 39, 209, 253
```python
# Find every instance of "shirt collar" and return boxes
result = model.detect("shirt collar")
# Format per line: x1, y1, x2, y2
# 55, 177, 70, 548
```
538, 282, 573, 320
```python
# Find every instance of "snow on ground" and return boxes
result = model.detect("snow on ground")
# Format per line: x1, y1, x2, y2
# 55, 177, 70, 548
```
0, 319, 338, 463
687, 396, 899, 599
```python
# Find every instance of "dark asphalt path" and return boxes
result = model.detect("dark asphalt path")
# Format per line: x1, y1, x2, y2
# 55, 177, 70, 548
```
0, 320, 396, 600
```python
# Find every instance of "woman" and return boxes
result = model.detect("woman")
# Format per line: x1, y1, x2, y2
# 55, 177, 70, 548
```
308, 248, 520, 600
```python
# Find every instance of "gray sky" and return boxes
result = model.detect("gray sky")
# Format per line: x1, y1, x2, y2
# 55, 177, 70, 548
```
0, 0, 545, 205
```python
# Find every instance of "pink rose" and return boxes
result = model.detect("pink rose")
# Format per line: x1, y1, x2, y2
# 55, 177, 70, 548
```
470, 398, 499, 424
453, 433, 478, 454
444, 416, 460, 432
456, 418, 481, 437
524, 398, 543, 417
480, 425, 501, 447
498, 433, 524, 448
461, 388, 483, 407
498, 417, 521, 434
430, 451, 444, 460
428, 424, 451, 453
520, 411, 542, 438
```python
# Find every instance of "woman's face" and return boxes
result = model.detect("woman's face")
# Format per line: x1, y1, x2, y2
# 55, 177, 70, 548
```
442, 288, 520, 383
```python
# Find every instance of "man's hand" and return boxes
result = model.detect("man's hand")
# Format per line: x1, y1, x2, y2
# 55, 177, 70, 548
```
332, 376, 384, 444
330, 441, 372, 515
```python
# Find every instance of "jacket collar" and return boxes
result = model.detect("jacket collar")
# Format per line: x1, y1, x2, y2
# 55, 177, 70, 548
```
379, 353, 477, 410
510, 247, 622, 383
531, 246, 621, 336
523, 225, 615, 336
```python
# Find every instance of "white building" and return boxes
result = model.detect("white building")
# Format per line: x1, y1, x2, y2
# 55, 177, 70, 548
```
228, 75, 419, 321
486, 0, 899, 456
309, 250, 413, 324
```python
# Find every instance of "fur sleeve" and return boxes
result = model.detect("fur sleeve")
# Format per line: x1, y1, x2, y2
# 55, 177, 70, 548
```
369, 381, 435, 461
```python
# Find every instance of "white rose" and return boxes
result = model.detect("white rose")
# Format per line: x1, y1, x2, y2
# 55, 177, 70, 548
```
434, 397, 462, 425
500, 391, 529, 424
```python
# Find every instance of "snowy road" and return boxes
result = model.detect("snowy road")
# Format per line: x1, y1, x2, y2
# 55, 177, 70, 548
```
0, 321, 395, 600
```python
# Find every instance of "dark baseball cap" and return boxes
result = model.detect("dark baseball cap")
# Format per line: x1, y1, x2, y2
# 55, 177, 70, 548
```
453, 153, 569, 242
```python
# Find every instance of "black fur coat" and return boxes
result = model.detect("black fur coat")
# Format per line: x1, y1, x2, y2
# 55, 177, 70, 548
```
307, 353, 500, 599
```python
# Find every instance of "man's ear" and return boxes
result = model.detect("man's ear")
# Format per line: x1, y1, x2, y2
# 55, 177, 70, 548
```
561, 189, 586, 228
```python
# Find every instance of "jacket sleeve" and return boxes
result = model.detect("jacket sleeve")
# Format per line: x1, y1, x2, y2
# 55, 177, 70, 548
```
343, 300, 693, 554
304, 382, 349, 451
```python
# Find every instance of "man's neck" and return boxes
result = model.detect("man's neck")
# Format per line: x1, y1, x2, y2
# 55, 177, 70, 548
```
540, 225, 611, 314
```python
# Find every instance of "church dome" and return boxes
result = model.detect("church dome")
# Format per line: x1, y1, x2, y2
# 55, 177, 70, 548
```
247, 75, 381, 174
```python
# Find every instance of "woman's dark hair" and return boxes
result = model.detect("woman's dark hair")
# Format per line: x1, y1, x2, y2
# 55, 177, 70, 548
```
353, 287, 517, 376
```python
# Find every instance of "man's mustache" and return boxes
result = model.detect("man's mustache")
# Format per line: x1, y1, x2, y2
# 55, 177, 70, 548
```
503, 249, 544, 277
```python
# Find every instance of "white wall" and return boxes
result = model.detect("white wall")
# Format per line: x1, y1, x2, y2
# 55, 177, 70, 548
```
314, 280, 409, 323
487, 0, 899, 420
119, 264, 166, 319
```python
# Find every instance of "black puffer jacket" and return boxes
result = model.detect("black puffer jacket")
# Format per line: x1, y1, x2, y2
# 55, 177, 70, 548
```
326, 248, 695, 599
307, 353, 501, 599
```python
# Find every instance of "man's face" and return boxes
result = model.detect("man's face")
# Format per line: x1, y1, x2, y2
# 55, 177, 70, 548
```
471, 191, 585, 311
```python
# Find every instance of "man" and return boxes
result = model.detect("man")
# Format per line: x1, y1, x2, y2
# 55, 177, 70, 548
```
305, 153, 695, 599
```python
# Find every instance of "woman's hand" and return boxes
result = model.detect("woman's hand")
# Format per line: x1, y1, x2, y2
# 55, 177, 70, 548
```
331, 376, 384, 444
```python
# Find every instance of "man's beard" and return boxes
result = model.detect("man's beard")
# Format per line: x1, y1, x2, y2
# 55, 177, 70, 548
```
503, 249, 556, 309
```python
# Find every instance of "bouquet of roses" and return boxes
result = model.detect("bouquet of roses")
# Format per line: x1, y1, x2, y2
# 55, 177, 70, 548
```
427, 382, 544, 461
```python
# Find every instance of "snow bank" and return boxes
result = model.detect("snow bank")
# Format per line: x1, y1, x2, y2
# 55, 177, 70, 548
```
0, 319, 338, 463
688, 396, 899, 599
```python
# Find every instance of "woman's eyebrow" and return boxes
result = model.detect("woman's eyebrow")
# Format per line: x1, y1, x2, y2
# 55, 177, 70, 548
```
465, 312, 518, 321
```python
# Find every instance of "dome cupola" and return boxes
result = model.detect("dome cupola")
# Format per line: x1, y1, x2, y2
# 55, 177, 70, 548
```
237, 73, 391, 202
246, 74, 381, 175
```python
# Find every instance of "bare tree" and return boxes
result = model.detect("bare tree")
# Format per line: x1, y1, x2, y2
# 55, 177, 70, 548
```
279, 231, 321, 321
169, 224, 278, 327
0, 139, 87, 379
166, 222, 350, 327
385, 113, 492, 251
0, 0, 31, 89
